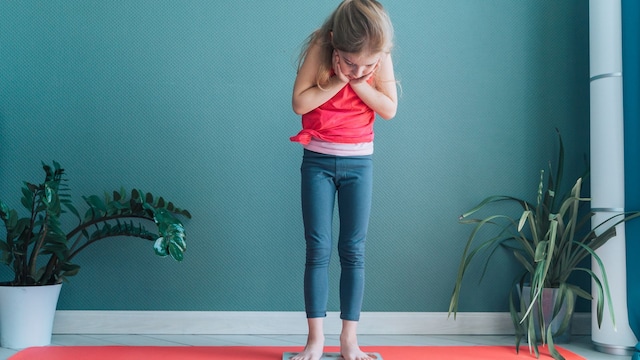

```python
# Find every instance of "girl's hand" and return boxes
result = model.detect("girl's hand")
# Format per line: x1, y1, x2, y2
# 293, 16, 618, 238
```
349, 58, 380, 86
332, 50, 350, 84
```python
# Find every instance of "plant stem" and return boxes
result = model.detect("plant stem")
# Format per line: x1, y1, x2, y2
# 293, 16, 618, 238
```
41, 254, 59, 285
21, 189, 40, 284
28, 217, 48, 281
66, 215, 155, 260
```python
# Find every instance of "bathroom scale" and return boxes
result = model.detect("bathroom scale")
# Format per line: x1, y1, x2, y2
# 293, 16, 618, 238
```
282, 352, 382, 360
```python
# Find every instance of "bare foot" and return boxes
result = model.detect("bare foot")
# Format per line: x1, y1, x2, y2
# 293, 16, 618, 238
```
340, 334, 373, 360
290, 334, 325, 360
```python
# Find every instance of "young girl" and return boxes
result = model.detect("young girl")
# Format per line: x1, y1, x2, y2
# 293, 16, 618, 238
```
290, 1, 397, 360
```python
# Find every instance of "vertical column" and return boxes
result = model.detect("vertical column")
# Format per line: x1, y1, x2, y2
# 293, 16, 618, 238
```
622, 0, 640, 359
589, 0, 638, 355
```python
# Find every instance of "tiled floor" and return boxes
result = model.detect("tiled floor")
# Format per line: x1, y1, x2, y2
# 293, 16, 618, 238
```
0, 334, 633, 359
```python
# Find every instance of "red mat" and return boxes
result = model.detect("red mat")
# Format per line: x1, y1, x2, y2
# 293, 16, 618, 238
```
10, 345, 585, 360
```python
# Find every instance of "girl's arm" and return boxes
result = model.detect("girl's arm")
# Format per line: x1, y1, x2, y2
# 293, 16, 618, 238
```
349, 52, 398, 120
292, 42, 348, 115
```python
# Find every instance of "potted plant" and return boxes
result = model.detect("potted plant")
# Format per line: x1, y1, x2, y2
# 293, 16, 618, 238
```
447, 130, 640, 360
0, 161, 191, 349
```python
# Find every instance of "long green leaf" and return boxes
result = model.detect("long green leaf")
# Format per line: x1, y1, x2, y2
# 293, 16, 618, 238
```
459, 195, 532, 220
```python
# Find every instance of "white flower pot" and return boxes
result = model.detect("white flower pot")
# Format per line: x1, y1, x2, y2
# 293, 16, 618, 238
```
0, 283, 62, 349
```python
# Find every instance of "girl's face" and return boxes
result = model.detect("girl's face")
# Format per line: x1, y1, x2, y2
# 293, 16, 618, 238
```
335, 50, 381, 80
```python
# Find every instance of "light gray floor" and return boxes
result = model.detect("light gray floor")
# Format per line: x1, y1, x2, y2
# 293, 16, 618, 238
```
0, 334, 633, 359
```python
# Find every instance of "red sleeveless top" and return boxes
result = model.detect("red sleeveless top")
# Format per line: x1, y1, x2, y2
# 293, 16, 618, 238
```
290, 81, 375, 145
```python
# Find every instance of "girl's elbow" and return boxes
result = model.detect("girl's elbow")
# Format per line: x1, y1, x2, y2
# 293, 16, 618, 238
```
380, 107, 397, 120
292, 100, 307, 115
292, 96, 316, 115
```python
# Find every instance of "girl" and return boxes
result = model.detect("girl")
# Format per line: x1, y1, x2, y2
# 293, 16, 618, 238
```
290, 1, 397, 360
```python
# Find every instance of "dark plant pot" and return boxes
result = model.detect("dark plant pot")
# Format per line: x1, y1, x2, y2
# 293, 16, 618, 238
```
519, 286, 576, 344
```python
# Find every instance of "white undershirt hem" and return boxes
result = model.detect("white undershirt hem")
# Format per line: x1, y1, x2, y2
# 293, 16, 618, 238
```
304, 139, 374, 156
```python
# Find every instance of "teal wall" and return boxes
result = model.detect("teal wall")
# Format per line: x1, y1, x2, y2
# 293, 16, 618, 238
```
0, 1, 589, 312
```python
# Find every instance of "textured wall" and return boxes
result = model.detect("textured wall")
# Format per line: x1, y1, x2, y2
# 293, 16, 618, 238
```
0, 1, 589, 312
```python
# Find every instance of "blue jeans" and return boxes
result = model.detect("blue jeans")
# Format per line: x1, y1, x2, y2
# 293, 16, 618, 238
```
300, 149, 373, 321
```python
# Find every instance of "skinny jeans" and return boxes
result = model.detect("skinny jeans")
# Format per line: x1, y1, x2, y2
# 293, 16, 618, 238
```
300, 149, 373, 321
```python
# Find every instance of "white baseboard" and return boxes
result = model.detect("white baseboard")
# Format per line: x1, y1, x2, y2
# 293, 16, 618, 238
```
52, 311, 591, 336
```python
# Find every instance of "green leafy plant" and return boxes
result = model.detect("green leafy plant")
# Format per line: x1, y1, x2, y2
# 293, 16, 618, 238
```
0, 161, 192, 286
448, 130, 640, 360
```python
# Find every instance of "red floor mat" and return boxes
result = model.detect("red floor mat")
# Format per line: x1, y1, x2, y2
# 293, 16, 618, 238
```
10, 345, 585, 360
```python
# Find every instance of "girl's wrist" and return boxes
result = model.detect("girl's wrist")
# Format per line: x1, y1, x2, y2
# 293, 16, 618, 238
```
349, 78, 371, 88
330, 75, 349, 87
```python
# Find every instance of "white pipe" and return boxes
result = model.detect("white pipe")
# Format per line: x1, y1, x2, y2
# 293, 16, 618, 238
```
589, 0, 638, 354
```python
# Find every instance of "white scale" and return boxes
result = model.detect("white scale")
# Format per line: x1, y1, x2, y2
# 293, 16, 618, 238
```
282, 352, 382, 360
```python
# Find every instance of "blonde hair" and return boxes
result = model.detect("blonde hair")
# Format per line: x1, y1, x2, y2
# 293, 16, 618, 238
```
298, 0, 394, 89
